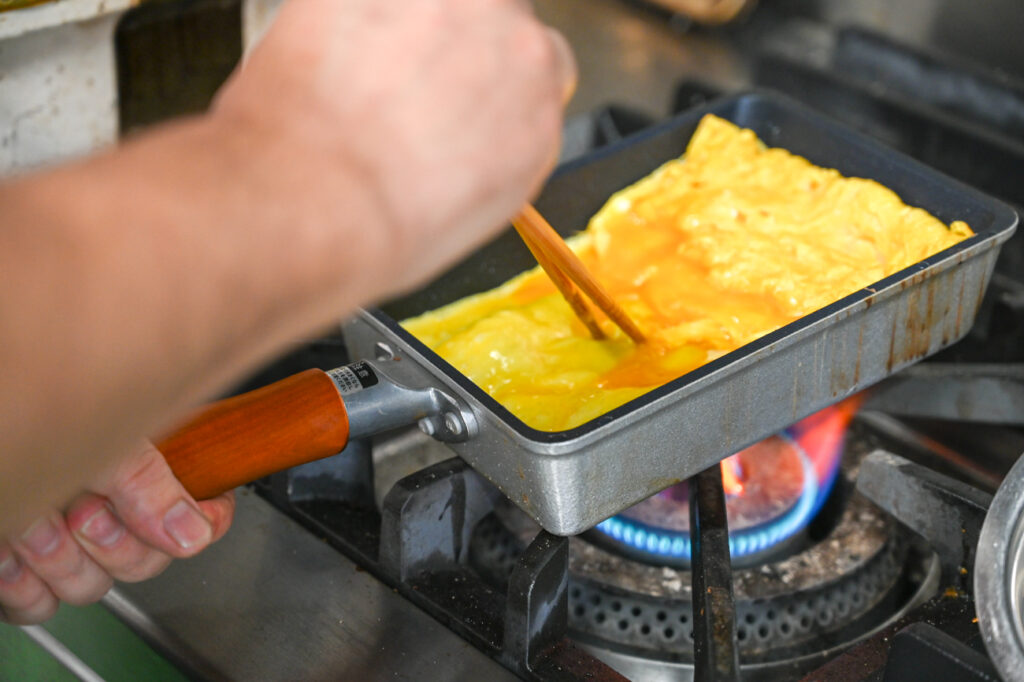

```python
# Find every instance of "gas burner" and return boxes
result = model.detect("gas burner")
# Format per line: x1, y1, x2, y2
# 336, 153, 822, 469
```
468, 418, 938, 678
591, 399, 858, 568
471, 497, 934, 677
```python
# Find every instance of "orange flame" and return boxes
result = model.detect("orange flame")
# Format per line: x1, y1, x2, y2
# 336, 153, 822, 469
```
721, 455, 745, 496
719, 393, 865, 498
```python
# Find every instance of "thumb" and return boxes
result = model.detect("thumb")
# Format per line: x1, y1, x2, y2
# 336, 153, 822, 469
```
92, 441, 235, 558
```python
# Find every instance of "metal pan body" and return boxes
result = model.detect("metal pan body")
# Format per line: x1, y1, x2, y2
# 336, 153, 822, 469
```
345, 91, 1018, 536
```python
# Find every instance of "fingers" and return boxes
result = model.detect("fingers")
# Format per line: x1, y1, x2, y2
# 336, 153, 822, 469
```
6, 512, 112, 608
0, 442, 237, 626
93, 441, 224, 558
65, 494, 172, 583
0, 441, 237, 624
0, 545, 57, 625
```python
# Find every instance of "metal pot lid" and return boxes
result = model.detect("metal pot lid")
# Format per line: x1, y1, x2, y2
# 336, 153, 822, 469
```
976, 452, 1024, 682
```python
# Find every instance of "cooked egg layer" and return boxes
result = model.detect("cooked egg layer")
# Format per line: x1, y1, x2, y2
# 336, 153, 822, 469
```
403, 115, 972, 432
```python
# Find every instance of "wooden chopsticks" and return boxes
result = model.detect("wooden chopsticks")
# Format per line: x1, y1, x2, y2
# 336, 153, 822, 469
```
511, 204, 646, 344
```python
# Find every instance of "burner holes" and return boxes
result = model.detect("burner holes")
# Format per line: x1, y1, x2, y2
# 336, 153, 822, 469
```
570, 587, 581, 599
799, 616, 811, 630
780, 622, 791, 635
766, 609, 776, 621
785, 604, 797, 616
631, 606, 643, 617
595, 612, 606, 624
688, 630, 695, 640
757, 625, 770, 639
744, 613, 756, 625
836, 601, 850, 617
656, 611, 667, 622
574, 605, 585, 618
590, 594, 602, 606
678, 613, 689, 625
851, 593, 863, 607
737, 628, 748, 642
640, 624, 651, 636
611, 601, 622, 612
817, 610, 833, 626
663, 627, 675, 640
618, 620, 629, 631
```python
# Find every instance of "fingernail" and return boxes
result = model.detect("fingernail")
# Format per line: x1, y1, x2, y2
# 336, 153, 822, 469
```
163, 500, 211, 550
78, 504, 125, 548
0, 552, 22, 583
21, 517, 60, 556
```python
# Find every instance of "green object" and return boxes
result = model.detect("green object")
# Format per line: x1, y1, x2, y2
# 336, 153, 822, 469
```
0, 0, 59, 12
0, 603, 189, 682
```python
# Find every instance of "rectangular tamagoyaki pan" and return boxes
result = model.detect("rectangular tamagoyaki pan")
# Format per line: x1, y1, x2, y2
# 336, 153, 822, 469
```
157, 91, 1017, 536
340, 91, 1017, 536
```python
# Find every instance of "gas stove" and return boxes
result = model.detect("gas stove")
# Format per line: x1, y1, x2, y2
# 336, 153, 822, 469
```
81, 0, 1024, 680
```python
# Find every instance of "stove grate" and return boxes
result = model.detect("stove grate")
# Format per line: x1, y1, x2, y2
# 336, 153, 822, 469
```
471, 512, 906, 658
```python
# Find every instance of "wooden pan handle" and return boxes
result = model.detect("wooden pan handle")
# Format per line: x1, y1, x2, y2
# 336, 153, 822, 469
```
157, 369, 350, 500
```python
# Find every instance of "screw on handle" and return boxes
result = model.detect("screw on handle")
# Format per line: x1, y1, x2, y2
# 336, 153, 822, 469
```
157, 369, 350, 500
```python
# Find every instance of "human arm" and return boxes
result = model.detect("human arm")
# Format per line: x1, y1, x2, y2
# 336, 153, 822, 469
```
0, 0, 573, 544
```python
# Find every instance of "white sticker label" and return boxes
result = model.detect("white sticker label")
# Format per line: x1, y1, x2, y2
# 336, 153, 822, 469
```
327, 361, 378, 396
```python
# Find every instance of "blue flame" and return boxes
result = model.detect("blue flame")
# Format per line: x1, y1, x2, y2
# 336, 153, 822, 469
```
595, 434, 823, 561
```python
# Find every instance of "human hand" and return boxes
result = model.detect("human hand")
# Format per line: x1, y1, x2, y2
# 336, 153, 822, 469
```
0, 442, 234, 624
212, 0, 577, 298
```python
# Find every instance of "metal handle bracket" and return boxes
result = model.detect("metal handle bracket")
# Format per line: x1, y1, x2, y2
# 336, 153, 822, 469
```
328, 361, 477, 443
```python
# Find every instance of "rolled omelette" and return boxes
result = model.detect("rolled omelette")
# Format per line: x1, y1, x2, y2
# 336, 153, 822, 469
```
403, 115, 973, 432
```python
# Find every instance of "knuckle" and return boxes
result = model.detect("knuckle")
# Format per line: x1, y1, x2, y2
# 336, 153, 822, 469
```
0, 566, 40, 610
117, 448, 171, 498
61, 574, 113, 606
117, 553, 171, 583
29, 595, 59, 624
38, 546, 88, 585
39, 550, 112, 605
112, 553, 151, 582
2, 590, 58, 625
514, 24, 558, 74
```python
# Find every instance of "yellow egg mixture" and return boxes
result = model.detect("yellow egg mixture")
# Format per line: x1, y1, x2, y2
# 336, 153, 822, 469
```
403, 115, 973, 432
